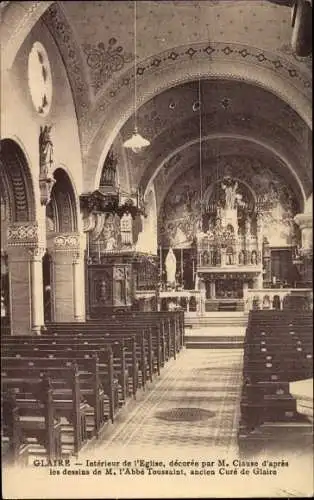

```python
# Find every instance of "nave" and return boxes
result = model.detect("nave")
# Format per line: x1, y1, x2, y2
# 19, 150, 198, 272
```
1, 1, 313, 498
3, 340, 313, 499
93, 348, 243, 453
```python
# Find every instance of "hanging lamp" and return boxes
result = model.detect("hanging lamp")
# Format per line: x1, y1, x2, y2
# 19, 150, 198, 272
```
123, 0, 150, 153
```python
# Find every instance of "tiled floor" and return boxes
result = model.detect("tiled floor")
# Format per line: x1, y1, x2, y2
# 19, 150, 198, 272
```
98, 348, 244, 454
4, 347, 313, 499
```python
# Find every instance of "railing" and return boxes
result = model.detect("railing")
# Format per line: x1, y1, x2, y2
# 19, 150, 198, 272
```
197, 250, 262, 268
243, 288, 313, 312
158, 290, 201, 313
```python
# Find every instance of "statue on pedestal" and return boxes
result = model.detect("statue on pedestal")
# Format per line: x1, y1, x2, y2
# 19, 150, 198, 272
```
100, 149, 117, 187
165, 248, 176, 284
222, 180, 238, 210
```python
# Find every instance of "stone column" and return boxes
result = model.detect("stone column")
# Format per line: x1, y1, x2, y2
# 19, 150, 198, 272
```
50, 233, 86, 322
72, 250, 86, 321
294, 213, 312, 254
29, 246, 46, 334
294, 211, 312, 284
7, 222, 45, 335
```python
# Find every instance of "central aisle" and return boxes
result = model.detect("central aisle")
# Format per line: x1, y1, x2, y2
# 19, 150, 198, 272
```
98, 348, 244, 455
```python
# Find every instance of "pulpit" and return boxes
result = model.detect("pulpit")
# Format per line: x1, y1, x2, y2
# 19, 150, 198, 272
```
88, 262, 132, 317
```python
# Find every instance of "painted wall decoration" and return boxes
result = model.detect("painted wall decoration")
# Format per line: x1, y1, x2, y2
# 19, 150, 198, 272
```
158, 167, 202, 248
158, 158, 301, 249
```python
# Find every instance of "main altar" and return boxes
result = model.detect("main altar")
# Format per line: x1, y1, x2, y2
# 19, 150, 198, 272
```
195, 177, 263, 311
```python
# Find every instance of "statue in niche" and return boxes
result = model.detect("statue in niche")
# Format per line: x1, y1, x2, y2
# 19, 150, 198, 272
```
100, 149, 117, 187
251, 250, 258, 265
165, 248, 176, 284
39, 125, 54, 177
97, 279, 109, 303
239, 250, 245, 265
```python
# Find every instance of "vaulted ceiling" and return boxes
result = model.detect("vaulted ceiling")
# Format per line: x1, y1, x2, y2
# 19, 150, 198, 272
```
2, 0, 312, 207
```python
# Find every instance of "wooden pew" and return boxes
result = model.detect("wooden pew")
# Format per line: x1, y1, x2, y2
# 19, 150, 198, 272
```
2, 359, 89, 456
42, 327, 153, 391
2, 377, 62, 463
239, 310, 313, 438
45, 322, 159, 376
2, 335, 137, 405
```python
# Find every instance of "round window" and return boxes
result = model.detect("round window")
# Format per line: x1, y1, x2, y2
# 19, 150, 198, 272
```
28, 42, 52, 116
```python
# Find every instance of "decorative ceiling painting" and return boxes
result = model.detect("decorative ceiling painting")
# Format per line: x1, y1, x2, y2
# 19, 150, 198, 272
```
158, 156, 301, 248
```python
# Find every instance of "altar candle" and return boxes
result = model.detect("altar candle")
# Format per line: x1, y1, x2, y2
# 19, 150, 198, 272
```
98, 241, 101, 262
272, 276, 276, 285
87, 233, 90, 258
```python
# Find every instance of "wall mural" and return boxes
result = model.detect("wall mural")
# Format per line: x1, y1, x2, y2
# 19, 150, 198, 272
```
158, 158, 301, 249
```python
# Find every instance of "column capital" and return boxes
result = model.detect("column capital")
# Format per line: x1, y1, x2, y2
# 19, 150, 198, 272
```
7, 221, 45, 248
50, 232, 86, 254
294, 212, 312, 230
28, 246, 46, 261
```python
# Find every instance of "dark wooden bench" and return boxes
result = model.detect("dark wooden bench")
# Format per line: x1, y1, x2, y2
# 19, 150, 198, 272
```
2, 334, 138, 404
2, 377, 62, 464
2, 359, 89, 456
239, 310, 313, 437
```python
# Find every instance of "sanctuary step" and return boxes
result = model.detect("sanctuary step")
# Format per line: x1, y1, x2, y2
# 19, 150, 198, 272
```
185, 311, 248, 329
184, 323, 246, 349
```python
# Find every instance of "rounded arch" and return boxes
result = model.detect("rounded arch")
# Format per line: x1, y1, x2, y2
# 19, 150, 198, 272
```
88, 45, 312, 192
152, 134, 306, 215
0, 138, 36, 222
47, 167, 78, 233
2, 1, 54, 71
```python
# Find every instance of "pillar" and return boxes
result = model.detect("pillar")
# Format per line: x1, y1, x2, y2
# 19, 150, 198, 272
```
73, 251, 86, 321
49, 233, 86, 322
294, 213, 312, 254
7, 222, 45, 335
29, 247, 46, 333
294, 211, 312, 284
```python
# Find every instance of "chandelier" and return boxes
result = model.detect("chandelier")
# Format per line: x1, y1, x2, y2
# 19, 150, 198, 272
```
123, 1, 150, 153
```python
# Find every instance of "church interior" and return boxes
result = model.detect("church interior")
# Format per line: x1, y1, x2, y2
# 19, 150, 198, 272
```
1, 1, 313, 497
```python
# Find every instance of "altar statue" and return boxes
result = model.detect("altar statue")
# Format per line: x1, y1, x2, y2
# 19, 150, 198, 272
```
222, 180, 238, 210
165, 248, 176, 283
